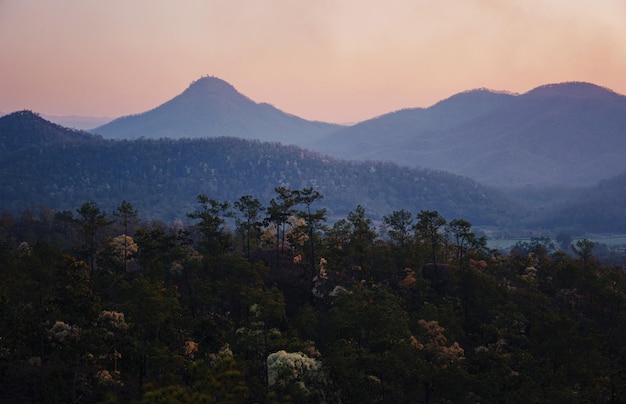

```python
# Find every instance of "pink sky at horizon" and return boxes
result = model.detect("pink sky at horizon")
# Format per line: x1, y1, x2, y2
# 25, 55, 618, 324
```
1, 0, 625, 124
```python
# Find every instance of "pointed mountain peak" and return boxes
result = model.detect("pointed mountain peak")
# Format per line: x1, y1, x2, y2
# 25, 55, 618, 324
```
183, 76, 242, 97
93, 76, 341, 143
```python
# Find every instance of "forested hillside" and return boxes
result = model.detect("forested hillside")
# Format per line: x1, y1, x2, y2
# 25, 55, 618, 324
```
0, 112, 520, 226
0, 110, 101, 153
1, 194, 624, 402
4, 110, 626, 232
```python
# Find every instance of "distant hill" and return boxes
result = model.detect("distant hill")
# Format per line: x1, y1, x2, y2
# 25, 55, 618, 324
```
0, 111, 520, 225
313, 82, 626, 188
0, 110, 101, 153
93, 76, 343, 146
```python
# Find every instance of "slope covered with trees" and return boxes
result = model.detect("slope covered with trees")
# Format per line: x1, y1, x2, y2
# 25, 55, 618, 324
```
0, 110, 101, 153
0, 129, 520, 226
5, 109, 626, 233
1, 193, 624, 402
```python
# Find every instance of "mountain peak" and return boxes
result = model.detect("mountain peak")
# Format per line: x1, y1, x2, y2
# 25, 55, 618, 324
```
93, 76, 341, 144
525, 81, 620, 100
184, 76, 241, 97
0, 110, 101, 153
2, 110, 64, 130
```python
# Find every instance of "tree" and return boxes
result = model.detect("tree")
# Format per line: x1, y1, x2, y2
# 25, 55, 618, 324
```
75, 201, 113, 276
379, 209, 416, 285
446, 218, 485, 270
265, 186, 299, 265
347, 205, 377, 272
121, 276, 183, 388
114, 200, 138, 272
266, 350, 327, 402
295, 187, 327, 277
187, 194, 231, 260
233, 195, 265, 259
382, 209, 413, 248
325, 287, 415, 402
572, 238, 595, 270
114, 200, 138, 235
415, 210, 446, 267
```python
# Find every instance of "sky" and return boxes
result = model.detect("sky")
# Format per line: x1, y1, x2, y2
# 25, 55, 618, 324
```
1, 0, 625, 124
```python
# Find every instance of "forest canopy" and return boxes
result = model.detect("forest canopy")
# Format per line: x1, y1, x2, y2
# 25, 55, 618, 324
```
1, 188, 625, 402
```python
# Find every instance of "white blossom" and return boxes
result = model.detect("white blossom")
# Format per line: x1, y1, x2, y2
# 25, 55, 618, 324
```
109, 234, 138, 262
99, 310, 129, 331
266, 350, 326, 390
48, 321, 81, 343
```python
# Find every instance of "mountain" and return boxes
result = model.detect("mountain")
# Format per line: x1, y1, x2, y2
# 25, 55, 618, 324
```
314, 82, 626, 188
93, 76, 343, 146
314, 89, 515, 161
0, 110, 101, 153
0, 111, 520, 225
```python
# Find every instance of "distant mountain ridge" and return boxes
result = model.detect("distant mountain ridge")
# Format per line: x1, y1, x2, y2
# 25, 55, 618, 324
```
314, 82, 626, 187
93, 76, 343, 145
0, 111, 519, 226
3, 111, 626, 232
94, 77, 626, 187
0, 110, 101, 153
8, 76, 626, 190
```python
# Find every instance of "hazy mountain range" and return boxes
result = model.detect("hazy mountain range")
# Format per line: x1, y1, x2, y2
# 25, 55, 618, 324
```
0, 110, 521, 227
3, 76, 626, 232
3, 109, 626, 232
87, 77, 626, 188
313, 82, 626, 187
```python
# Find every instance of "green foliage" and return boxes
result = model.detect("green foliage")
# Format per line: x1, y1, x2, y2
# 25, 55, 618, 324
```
0, 194, 625, 402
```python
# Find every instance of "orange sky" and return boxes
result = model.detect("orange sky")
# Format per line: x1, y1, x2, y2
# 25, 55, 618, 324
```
1, 0, 625, 123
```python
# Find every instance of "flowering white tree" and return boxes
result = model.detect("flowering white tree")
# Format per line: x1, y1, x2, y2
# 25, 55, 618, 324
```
109, 235, 138, 267
266, 350, 327, 398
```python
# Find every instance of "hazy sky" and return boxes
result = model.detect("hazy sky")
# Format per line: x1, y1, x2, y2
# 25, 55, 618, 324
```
1, 0, 625, 123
